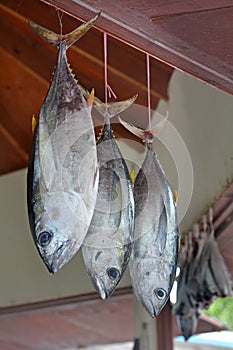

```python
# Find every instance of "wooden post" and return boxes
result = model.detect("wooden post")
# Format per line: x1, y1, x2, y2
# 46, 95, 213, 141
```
156, 302, 173, 350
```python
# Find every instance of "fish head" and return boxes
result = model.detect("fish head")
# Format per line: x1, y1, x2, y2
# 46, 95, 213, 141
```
176, 313, 198, 341
130, 257, 175, 317
30, 190, 87, 273
82, 242, 132, 299
35, 226, 77, 273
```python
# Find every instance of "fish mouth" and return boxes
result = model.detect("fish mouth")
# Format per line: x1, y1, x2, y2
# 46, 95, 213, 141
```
47, 240, 77, 273
144, 297, 168, 318
142, 298, 157, 318
93, 277, 108, 299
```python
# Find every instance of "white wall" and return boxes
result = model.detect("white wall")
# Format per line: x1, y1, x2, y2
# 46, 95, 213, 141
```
167, 70, 233, 231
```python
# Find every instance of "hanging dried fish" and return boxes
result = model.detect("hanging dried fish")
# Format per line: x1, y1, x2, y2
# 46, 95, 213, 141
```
81, 91, 137, 298
27, 15, 100, 273
119, 116, 179, 317
173, 211, 232, 340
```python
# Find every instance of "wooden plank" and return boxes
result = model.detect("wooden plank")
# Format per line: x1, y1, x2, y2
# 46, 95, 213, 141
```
157, 6, 233, 67
0, 341, 28, 350
39, 0, 233, 94
0, 0, 173, 175
146, 1, 233, 20
0, 292, 134, 349
0, 47, 48, 129
0, 124, 28, 162
0, 1, 173, 104
0, 47, 48, 174
156, 303, 173, 350
0, 286, 132, 315
0, 126, 27, 174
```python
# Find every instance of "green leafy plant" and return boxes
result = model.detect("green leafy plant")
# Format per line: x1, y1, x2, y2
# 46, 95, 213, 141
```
204, 296, 233, 330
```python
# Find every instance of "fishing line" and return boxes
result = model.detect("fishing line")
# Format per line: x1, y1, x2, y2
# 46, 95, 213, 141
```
146, 53, 152, 131
104, 32, 108, 109
56, 9, 64, 36
103, 32, 117, 115
15, 0, 23, 13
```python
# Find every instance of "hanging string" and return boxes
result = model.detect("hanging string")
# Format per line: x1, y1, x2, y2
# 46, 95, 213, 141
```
16, 0, 23, 13
56, 9, 64, 36
104, 32, 108, 106
103, 32, 117, 111
146, 53, 152, 131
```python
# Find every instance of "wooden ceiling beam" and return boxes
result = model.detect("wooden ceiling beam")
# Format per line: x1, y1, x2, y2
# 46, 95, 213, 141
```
39, 0, 233, 95
0, 0, 173, 175
0, 123, 28, 162
0, 1, 173, 104
0, 124, 28, 174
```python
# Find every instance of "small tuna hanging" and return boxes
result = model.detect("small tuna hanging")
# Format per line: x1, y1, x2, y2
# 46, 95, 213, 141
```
119, 54, 179, 317
81, 32, 137, 298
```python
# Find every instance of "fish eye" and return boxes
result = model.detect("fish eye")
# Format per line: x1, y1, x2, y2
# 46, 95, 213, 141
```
107, 267, 120, 280
38, 231, 53, 247
154, 288, 167, 300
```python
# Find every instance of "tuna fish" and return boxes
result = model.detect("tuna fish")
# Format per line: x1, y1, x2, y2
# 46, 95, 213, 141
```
81, 92, 137, 298
119, 116, 179, 317
27, 15, 100, 273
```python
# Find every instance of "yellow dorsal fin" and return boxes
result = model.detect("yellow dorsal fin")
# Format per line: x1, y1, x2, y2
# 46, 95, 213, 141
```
32, 115, 37, 134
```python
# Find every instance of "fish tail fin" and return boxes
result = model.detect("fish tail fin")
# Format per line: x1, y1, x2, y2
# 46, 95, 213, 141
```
150, 111, 168, 137
79, 84, 137, 118
118, 117, 145, 140
95, 96, 138, 119
28, 13, 100, 49
119, 111, 168, 142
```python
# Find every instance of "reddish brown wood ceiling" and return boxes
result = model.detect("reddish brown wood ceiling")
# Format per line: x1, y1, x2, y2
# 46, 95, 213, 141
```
42, 0, 233, 94
0, 0, 173, 175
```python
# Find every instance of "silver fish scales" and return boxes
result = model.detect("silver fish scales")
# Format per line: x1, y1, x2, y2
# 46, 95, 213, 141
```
119, 116, 179, 317
27, 15, 99, 273
81, 93, 137, 298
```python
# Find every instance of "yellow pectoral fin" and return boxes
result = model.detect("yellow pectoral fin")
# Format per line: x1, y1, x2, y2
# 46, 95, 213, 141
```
32, 115, 37, 134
